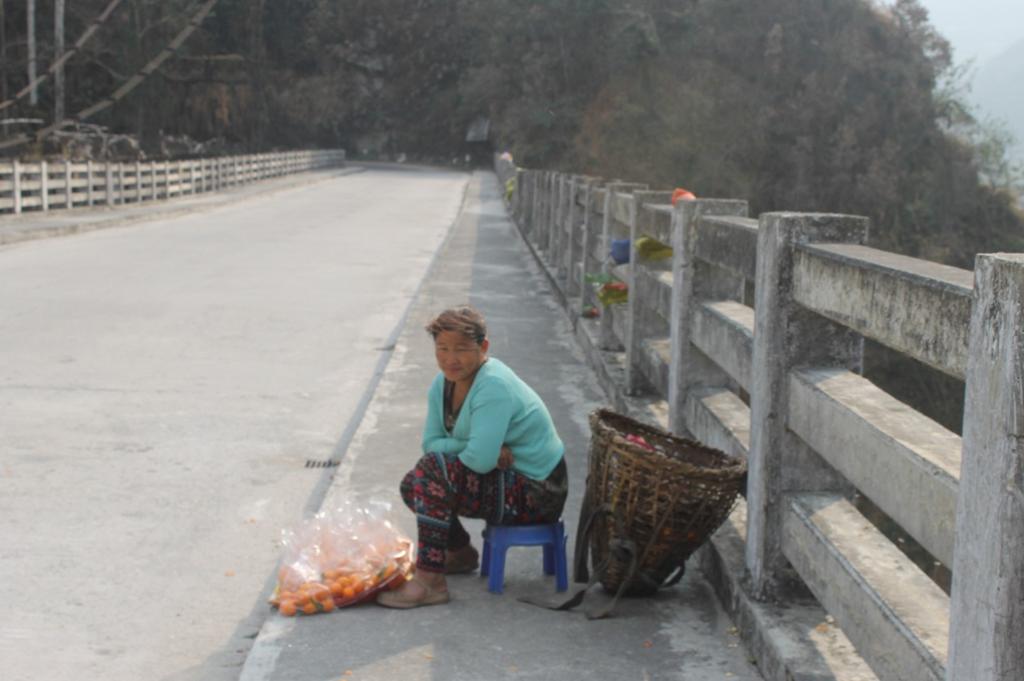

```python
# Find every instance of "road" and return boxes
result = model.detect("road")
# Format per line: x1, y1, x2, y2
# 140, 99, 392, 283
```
0, 166, 469, 681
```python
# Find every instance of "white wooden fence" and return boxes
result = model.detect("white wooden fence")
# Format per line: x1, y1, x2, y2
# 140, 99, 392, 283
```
0, 149, 345, 215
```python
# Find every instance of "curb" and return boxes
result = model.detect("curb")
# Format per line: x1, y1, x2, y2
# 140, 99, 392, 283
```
237, 171, 474, 681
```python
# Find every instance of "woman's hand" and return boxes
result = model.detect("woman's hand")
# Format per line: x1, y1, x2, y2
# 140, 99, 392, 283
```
497, 444, 515, 470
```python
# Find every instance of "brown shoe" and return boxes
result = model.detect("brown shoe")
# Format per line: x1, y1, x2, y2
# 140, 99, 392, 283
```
445, 545, 479, 574
376, 575, 450, 609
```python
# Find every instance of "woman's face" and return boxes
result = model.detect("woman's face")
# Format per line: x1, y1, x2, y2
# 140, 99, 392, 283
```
434, 330, 488, 384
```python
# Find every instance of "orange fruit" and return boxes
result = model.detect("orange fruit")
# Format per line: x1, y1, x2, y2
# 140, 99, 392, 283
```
320, 598, 336, 612
279, 600, 297, 617
341, 586, 356, 600
330, 581, 345, 597
294, 593, 311, 606
302, 602, 317, 615
313, 587, 332, 603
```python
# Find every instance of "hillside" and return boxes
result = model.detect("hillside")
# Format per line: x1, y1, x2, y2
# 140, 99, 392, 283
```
0, 0, 1021, 265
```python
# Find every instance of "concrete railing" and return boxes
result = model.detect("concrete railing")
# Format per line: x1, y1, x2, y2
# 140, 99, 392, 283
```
0, 149, 346, 215
503, 161, 1024, 681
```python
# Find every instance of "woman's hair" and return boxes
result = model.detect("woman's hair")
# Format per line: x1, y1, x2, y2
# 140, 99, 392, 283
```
425, 306, 487, 344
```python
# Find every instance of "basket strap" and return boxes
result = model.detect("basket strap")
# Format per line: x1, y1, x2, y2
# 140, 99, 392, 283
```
518, 502, 612, 613
583, 534, 638, 620
573, 484, 595, 583
518, 502, 643, 620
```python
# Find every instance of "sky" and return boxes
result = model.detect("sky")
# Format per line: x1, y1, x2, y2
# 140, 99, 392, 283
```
915, 0, 1024, 66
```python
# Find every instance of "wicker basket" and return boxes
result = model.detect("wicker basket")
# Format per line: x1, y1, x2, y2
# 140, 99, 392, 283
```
584, 408, 747, 596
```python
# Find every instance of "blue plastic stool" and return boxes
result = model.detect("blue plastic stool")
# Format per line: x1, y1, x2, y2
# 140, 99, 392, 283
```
480, 521, 569, 594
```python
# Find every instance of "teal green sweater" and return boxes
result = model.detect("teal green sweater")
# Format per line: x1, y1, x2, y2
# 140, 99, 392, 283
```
421, 358, 564, 480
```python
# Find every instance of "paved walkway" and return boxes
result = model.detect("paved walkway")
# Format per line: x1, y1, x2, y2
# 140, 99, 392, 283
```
239, 171, 762, 681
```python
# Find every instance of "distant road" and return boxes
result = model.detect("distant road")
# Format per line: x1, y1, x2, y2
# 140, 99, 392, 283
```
0, 166, 468, 681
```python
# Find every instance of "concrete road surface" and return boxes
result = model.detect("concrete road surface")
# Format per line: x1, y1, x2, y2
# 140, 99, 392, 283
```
0, 166, 469, 681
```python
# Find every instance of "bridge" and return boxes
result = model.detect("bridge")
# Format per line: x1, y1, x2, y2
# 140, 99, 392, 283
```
0, 154, 1019, 681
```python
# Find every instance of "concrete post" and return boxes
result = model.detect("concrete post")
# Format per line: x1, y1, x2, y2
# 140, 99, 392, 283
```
515, 168, 527, 228
86, 160, 94, 206
548, 173, 561, 261
550, 172, 562, 257
190, 161, 197, 194
63, 161, 72, 208
150, 162, 158, 201
526, 171, 537, 237
104, 163, 113, 206
533, 172, 544, 245
623, 191, 673, 394
117, 163, 125, 204
545, 173, 560, 257
539, 171, 548, 240
948, 253, 1024, 681
575, 180, 600, 304
599, 184, 621, 351
745, 212, 869, 599
39, 161, 48, 211
558, 176, 577, 282
535, 171, 544, 239
597, 182, 646, 350
667, 199, 749, 434
623, 192, 646, 393
12, 160, 22, 214
513, 168, 524, 222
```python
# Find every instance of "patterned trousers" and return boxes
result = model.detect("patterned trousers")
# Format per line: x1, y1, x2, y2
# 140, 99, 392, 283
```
399, 451, 568, 572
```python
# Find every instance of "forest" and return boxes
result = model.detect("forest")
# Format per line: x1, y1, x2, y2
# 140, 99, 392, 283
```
2, 0, 1020, 267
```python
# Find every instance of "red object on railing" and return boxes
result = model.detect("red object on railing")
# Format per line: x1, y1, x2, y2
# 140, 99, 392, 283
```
671, 188, 696, 205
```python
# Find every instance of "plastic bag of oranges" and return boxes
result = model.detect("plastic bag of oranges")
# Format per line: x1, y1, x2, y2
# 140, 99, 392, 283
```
269, 499, 414, 616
